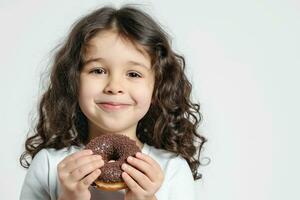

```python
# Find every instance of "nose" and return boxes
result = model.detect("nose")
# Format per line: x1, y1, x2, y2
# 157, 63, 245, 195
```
103, 76, 124, 95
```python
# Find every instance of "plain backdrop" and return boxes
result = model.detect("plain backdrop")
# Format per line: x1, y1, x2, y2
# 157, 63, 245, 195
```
1, 0, 299, 199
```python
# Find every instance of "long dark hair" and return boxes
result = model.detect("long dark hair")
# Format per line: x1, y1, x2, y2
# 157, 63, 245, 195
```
20, 5, 208, 180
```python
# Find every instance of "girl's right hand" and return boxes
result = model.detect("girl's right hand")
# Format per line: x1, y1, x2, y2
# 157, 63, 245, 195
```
57, 149, 104, 200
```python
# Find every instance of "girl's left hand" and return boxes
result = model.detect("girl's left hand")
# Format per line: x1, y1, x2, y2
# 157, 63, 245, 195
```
121, 152, 164, 200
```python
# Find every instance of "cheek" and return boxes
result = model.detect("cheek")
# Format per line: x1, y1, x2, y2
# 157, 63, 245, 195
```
132, 84, 154, 107
138, 94, 152, 107
78, 78, 99, 105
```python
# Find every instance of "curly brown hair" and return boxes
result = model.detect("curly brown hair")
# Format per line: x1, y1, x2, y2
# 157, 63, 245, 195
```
20, 5, 208, 180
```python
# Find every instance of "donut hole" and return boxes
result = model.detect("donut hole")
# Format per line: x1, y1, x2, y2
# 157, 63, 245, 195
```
107, 148, 122, 163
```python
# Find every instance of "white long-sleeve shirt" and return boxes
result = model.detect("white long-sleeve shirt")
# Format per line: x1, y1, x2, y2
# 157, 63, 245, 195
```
20, 143, 196, 200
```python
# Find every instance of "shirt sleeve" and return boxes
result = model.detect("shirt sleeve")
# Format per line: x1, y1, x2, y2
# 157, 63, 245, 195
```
168, 157, 196, 200
20, 149, 51, 200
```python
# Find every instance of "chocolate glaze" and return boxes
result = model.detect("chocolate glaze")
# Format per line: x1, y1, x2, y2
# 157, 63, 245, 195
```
85, 134, 141, 183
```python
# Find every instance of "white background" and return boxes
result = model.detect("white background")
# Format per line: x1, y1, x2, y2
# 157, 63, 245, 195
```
1, 0, 299, 199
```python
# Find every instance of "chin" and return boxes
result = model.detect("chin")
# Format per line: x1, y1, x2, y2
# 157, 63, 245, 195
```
97, 124, 130, 134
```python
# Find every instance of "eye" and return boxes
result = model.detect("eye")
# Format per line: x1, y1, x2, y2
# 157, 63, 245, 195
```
90, 68, 106, 75
128, 71, 142, 78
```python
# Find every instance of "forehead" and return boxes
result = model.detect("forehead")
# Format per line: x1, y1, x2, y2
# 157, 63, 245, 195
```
83, 30, 151, 67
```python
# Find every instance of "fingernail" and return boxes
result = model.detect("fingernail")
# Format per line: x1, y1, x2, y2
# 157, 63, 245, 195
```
87, 149, 93, 154
136, 152, 141, 157
122, 164, 127, 169
127, 156, 133, 161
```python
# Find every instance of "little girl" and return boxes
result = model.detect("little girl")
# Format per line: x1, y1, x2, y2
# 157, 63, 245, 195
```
20, 5, 207, 200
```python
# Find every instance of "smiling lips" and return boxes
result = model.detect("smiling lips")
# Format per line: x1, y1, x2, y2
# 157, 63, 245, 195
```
97, 102, 130, 111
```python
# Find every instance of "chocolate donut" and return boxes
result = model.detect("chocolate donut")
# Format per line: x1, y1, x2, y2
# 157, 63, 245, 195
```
85, 134, 141, 191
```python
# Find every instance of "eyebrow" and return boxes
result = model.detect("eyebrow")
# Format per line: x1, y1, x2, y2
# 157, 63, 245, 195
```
83, 57, 150, 69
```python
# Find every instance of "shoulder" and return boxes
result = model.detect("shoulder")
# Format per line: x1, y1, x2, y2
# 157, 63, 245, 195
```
33, 146, 82, 162
27, 146, 82, 179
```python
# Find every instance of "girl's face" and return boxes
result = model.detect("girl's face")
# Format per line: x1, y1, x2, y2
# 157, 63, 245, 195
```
79, 30, 155, 141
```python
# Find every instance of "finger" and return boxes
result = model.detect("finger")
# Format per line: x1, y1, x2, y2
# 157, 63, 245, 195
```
78, 169, 101, 190
70, 158, 104, 181
135, 152, 161, 170
132, 153, 163, 181
64, 154, 102, 172
126, 156, 155, 182
121, 163, 151, 190
122, 171, 144, 195
59, 150, 93, 168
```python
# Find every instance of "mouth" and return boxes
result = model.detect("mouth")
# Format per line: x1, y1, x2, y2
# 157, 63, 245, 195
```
97, 102, 130, 111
